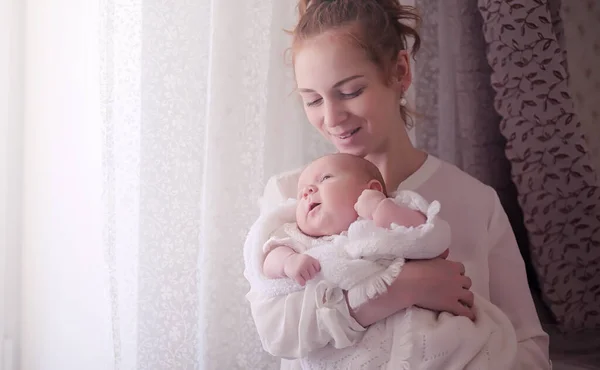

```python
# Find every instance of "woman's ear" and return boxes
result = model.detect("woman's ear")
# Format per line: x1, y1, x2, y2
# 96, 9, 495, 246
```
391, 50, 412, 95
367, 179, 384, 192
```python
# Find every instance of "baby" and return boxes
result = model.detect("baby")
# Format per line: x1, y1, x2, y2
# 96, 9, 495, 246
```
247, 153, 518, 369
262, 153, 429, 286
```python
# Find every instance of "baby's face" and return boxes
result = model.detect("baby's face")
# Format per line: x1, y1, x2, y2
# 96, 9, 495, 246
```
296, 155, 371, 237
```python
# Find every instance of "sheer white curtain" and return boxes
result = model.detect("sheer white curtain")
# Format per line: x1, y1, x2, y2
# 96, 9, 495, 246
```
2, 0, 24, 369
3, 0, 331, 369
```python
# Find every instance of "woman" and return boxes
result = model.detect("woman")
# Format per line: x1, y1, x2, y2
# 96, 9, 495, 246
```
244, 0, 550, 368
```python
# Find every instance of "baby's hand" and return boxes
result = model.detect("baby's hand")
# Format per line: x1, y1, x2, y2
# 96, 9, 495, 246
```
283, 254, 321, 286
354, 189, 387, 219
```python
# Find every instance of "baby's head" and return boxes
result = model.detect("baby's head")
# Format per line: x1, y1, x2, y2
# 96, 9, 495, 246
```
296, 153, 386, 237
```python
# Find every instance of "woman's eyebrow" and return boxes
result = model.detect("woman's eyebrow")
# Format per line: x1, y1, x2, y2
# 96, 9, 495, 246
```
297, 75, 364, 93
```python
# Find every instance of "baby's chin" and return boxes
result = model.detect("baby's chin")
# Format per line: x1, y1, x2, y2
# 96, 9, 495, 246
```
299, 225, 323, 238
298, 221, 330, 238
310, 223, 349, 238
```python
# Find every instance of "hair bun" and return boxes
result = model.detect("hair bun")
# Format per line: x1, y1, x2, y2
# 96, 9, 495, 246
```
297, 0, 313, 17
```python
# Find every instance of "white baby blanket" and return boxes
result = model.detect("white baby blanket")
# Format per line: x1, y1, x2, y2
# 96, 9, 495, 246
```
243, 190, 517, 369
253, 190, 450, 308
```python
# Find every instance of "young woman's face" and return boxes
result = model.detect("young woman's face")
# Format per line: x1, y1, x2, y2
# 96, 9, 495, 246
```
294, 32, 409, 157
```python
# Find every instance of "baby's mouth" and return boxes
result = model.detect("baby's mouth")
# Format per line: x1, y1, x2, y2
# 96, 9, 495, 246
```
308, 202, 321, 214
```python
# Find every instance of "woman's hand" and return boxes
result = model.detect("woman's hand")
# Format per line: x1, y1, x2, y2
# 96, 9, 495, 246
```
349, 250, 475, 327
401, 256, 475, 319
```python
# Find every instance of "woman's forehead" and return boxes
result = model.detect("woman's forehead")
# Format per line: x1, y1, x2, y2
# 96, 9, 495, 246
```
294, 34, 375, 89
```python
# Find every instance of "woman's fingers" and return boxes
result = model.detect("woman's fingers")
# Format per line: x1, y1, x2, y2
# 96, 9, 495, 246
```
399, 259, 477, 321
453, 302, 476, 321
459, 288, 475, 309
462, 275, 472, 290
457, 262, 466, 276
438, 249, 450, 259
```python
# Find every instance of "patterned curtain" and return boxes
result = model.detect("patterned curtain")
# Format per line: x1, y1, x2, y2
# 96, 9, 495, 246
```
478, 0, 600, 332
415, 0, 600, 334
413, 0, 535, 296
561, 1, 600, 173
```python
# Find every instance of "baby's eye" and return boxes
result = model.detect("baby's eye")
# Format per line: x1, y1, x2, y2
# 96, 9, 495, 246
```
321, 174, 332, 182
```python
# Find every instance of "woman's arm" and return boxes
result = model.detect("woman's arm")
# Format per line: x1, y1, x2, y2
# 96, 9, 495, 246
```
247, 282, 366, 358
486, 191, 550, 369
350, 253, 476, 326
249, 256, 475, 358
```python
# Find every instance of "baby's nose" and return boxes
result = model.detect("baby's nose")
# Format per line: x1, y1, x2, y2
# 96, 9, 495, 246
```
303, 185, 317, 198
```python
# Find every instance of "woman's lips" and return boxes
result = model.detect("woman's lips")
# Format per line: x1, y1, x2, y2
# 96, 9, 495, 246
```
334, 127, 360, 140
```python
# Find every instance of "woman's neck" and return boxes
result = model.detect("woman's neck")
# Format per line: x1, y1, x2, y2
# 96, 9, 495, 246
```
365, 133, 427, 192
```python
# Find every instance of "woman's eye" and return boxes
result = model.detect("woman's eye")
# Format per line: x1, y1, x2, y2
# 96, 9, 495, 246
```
306, 97, 323, 107
340, 88, 364, 99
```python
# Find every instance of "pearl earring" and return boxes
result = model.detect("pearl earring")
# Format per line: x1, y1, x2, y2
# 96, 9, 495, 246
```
400, 96, 407, 107
399, 86, 407, 107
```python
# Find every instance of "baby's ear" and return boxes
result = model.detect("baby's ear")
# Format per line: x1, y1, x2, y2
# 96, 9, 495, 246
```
367, 179, 383, 193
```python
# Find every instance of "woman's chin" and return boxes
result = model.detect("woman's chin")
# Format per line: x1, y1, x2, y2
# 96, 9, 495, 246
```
335, 146, 369, 158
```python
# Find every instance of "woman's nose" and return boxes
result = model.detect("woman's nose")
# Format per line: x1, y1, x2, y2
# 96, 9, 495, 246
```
323, 100, 347, 128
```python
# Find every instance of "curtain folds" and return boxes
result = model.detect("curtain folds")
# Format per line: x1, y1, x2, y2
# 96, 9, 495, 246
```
415, 0, 600, 333
9, 1, 330, 369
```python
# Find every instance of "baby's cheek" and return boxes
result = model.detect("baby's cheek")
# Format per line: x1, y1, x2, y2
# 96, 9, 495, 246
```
331, 208, 358, 234
295, 207, 306, 228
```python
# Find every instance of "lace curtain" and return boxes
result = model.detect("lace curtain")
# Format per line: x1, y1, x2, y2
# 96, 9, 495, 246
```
1, 0, 23, 369
2, 0, 330, 369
